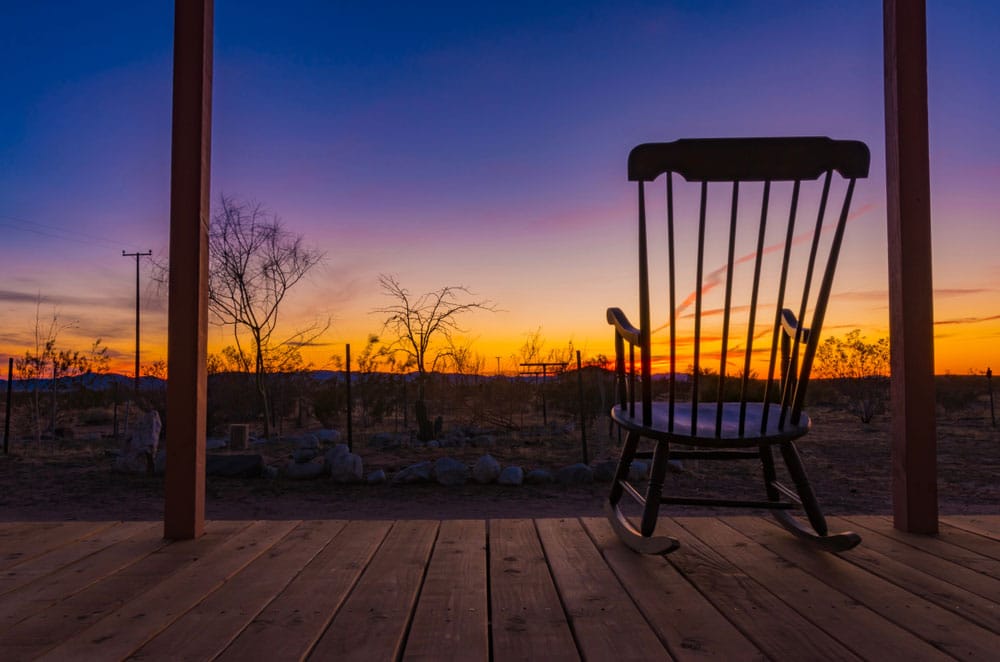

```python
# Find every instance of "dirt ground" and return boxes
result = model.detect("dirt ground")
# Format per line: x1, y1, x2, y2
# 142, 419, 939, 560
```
1, 405, 996, 522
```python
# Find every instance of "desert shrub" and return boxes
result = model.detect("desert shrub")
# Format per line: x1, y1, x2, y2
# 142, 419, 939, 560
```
815, 330, 890, 423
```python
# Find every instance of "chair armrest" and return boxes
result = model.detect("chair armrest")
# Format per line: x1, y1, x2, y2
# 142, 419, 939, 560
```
607, 308, 642, 346
780, 309, 810, 343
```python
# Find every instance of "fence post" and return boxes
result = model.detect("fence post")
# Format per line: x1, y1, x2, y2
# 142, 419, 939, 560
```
345, 343, 352, 452
988, 367, 995, 427
576, 351, 588, 465
4, 357, 13, 454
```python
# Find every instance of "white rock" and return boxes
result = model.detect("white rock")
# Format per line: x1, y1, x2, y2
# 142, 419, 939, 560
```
473, 454, 501, 484
331, 452, 364, 483
434, 457, 469, 486
316, 429, 342, 444
114, 409, 161, 473
497, 466, 524, 486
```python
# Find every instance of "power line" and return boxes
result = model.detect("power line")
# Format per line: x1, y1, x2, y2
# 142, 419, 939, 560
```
0, 213, 151, 252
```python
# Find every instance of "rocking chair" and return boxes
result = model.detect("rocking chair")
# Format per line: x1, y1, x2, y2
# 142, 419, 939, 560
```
606, 137, 870, 554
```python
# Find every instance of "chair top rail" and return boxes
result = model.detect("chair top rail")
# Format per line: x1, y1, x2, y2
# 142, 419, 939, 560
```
628, 137, 870, 183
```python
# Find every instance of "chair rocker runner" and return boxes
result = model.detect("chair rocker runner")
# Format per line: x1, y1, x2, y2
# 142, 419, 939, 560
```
606, 137, 870, 554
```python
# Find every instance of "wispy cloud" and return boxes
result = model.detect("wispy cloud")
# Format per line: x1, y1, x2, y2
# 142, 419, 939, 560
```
934, 313, 1000, 326
833, 288, 993, 302
0, 289, 135, 310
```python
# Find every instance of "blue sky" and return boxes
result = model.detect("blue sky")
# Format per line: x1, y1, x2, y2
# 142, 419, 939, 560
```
1, 1, 997, 373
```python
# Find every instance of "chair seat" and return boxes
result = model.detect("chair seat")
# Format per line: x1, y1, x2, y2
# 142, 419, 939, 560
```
611, 401, 810, 446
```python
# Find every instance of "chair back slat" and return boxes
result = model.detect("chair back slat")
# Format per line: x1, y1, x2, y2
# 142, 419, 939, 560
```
790, 177, 859, 424
624, 137, 869, 441
715, 181, 740, 438
666, 174, 677, 432
637, 182, 653, 425
738, 180, 771, 436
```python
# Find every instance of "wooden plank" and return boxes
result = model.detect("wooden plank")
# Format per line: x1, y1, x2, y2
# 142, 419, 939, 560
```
217, 520, 391, 662
0, 521, 114, 571
679, 517, 949, 661
884, 0, 938, 534
535, 517, 669, 661
945, 515, 1000, 539
661, 518, 860, 661
0, 521, 155, 597
309, 520, 438, 661
0, 520, 249, 660
937, 518, 1000, 561
488, 518, 579, 662
164, 0, 213, 540
0, 522, 164, 626
848, 515, 1000, 577
0, 521, 63, 547
822, 516, 1000, 630
33, 520, 297, 661
403, 520, 488, 661
725, 516, 1000, 659
132, 520, 344, 661
582, 517, 763, 661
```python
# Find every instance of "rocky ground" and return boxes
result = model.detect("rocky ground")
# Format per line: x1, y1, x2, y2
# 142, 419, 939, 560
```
1, 405, 996, 522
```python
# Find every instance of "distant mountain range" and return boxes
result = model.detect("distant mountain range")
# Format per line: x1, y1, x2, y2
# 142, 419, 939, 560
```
0, 372, 167, 393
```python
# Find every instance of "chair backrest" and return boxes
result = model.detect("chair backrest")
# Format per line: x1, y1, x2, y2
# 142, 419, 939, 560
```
623, 137, 869, 437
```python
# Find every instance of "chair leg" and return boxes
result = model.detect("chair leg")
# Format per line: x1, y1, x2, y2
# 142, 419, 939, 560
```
758, 443, 782, 502
606, 430, 678, 555
641, 440, 671, 536
770, 441, 862, 552
779, 441, 827, 535
608, 429, 640, 507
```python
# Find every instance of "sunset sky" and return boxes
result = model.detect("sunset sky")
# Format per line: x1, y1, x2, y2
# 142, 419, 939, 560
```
1, 1, 998, 377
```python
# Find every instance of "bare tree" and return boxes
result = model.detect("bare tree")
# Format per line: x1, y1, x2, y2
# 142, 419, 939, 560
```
209, 195, 327, 437
373, 274, 497, 440
15, 301, 107, 443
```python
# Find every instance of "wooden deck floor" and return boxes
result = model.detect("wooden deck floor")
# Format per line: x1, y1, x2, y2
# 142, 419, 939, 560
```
0, 515, 997, 661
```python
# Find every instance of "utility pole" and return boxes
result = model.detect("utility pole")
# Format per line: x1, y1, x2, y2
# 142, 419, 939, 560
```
123, 250, 153, 395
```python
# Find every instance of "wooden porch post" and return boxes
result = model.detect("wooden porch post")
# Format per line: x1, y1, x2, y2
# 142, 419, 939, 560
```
883, 0, 938, 533
164, 0, 213, 539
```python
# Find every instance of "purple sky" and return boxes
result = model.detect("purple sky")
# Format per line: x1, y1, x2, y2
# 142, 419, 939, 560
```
1, 1, 997, 374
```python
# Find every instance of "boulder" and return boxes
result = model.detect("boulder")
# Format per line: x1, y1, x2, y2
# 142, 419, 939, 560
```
291, 434, 320, 450
628, 460, 650, 482
524, 468, 553, 485
330, 451, 364, 483
497, 466, 524, 486
206, 436, 228, 451
206, 454, 264, 478
114, 409, 161, 474
556, 463, 594, 485
316, 429, 342, 444
434, 457, 470, 486
392, 461, 433, 485
324, 443, 350, 465
367, 469, 387, 485
473, 454, 501, 484
285, 460, 325, 480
